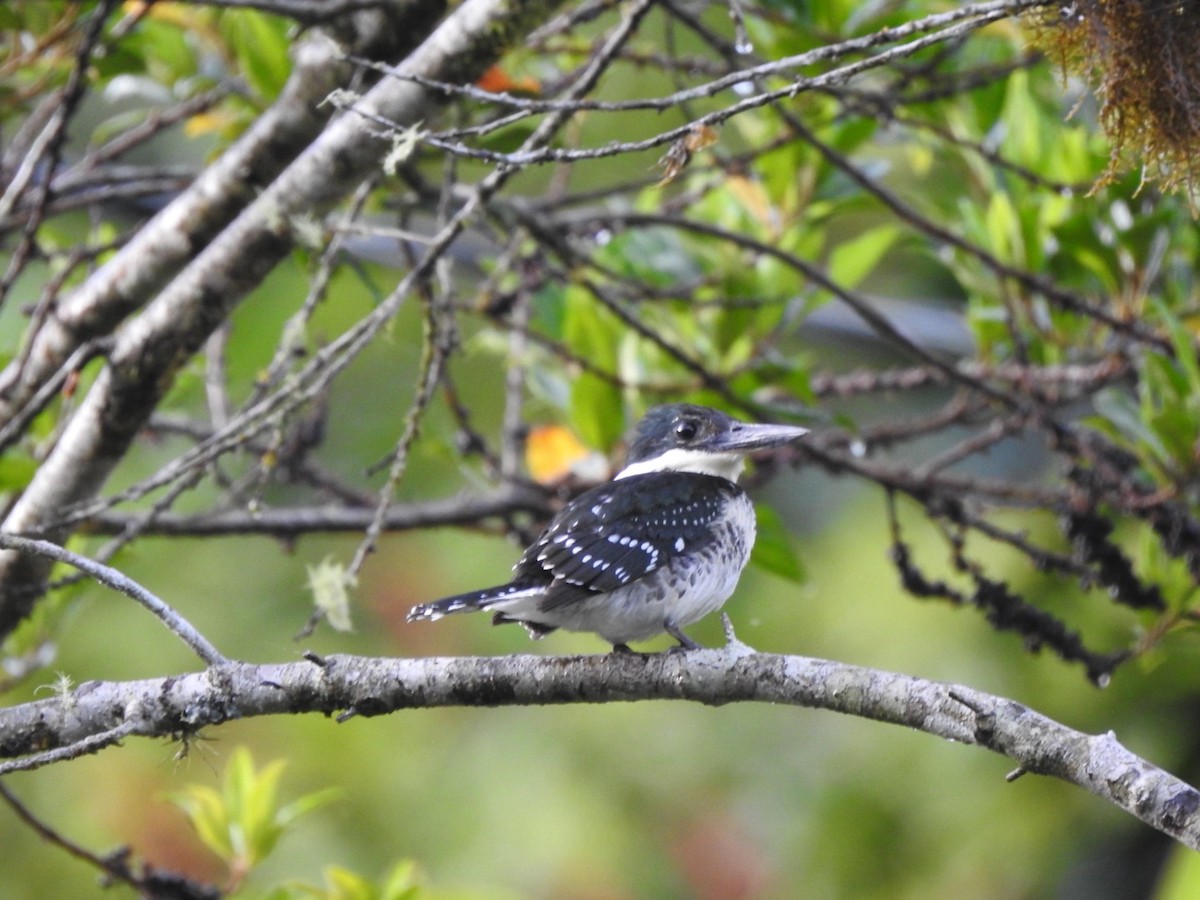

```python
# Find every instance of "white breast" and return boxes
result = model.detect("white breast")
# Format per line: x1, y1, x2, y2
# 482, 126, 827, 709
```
495, 491, 758, 645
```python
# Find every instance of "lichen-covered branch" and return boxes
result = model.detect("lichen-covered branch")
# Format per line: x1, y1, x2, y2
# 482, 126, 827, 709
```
1, 641, 1196, 850
0, 1, 443, 430
0, 0, 566, 637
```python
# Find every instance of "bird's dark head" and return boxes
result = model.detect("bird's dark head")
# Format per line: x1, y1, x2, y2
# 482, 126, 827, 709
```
618, 404, 808, 482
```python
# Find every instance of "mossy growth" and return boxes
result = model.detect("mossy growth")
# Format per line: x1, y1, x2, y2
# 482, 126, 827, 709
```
1032, 0, 1200, 205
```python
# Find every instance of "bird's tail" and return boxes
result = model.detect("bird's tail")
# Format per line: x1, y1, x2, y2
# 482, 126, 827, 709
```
406, 583, 531, 623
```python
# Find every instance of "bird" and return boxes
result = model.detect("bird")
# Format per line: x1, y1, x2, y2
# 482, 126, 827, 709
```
406, 404, 809, 651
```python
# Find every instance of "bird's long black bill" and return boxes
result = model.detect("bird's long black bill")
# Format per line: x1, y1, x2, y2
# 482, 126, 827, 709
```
715, 421, 809, 453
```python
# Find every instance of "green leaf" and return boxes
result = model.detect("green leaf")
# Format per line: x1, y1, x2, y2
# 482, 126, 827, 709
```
984, 192, 1020, 264
228, 751, 287, 862
828, 117, 879, 156
476, 123, 538, 155
1153, 298, 1200, 396
0, 452, 38, 491
272, 860, 422, 900
828, 224, 900, 290
750, 504, 805, 583
1147, 406, 1196, 471
1000, 69, 1041, 168
563, 287, 624, 451
222, 9, 290, 102
171, 783, 235, 862
172, 747, 341, 877
1093, 387, 1168, 462
568, 372, 623, 453
377, 860, 422, 900
322, 865, 377, 900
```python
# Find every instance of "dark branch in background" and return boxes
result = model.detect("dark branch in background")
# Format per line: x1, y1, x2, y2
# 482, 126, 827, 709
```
808, 359, 1130, 399
0, 632, 1196, 850
884, 491, 1128, 683
170, 0, 390, 22
0, 781, 220, 900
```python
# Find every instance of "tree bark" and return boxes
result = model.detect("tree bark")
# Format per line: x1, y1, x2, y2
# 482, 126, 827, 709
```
0, 0, 565, 637
2, 644, 1197, 849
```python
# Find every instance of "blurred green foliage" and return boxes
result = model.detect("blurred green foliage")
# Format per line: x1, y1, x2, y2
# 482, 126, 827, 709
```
4, 1, 1200, 899
171, 746, 341, 893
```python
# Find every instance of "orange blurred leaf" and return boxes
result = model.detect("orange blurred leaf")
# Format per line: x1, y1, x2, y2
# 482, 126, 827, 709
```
125, 1, 202, 29
683, 123, 719, 152
725, 173, 779, 234
525, 424, 591, 484
477, 65, 541, 95
184, 110, 237, 137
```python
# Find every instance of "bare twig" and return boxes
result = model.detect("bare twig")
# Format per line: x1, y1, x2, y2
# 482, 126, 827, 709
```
0, 779, 146, 894
0, 535, 227, 667
0, 721, 138, 776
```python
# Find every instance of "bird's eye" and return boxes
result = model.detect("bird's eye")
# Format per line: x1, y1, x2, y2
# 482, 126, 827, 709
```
674, 419, 699, 442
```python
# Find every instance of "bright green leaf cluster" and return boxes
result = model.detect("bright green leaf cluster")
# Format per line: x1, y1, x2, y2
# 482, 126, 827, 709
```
262, 860, 424, 900
172, 747, 341, 891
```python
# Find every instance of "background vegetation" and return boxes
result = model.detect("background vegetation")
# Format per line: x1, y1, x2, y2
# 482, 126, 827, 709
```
4, 0, 1200, 896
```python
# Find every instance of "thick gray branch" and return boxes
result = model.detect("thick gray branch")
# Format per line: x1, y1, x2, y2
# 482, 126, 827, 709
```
0, 2, 440, 428
0, 0, 565, 635
1, 647, 1197, 850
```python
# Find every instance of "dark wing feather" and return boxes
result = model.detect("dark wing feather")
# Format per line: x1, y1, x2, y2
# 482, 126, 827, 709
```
508, 472, 743, 611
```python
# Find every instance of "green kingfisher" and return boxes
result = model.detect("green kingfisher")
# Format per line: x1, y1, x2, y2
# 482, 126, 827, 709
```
406, 404, 808, 650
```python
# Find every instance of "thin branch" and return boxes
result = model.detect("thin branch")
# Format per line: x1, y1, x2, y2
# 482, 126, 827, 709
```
808, 359, 1130, 398
370, 7, 1028, 165
0, 777, 159, 897
76, 487, 553, 539
0, 0, 119, 311
346, 242, 456, 580
168, 0, 391, 20
0, 535, 227, 667
0, 721, 137, 776
0, 339, 111, 456
357, 0, 1049, 121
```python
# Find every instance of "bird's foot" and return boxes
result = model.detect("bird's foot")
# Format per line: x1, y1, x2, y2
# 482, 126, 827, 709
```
664, 618, 702, 651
